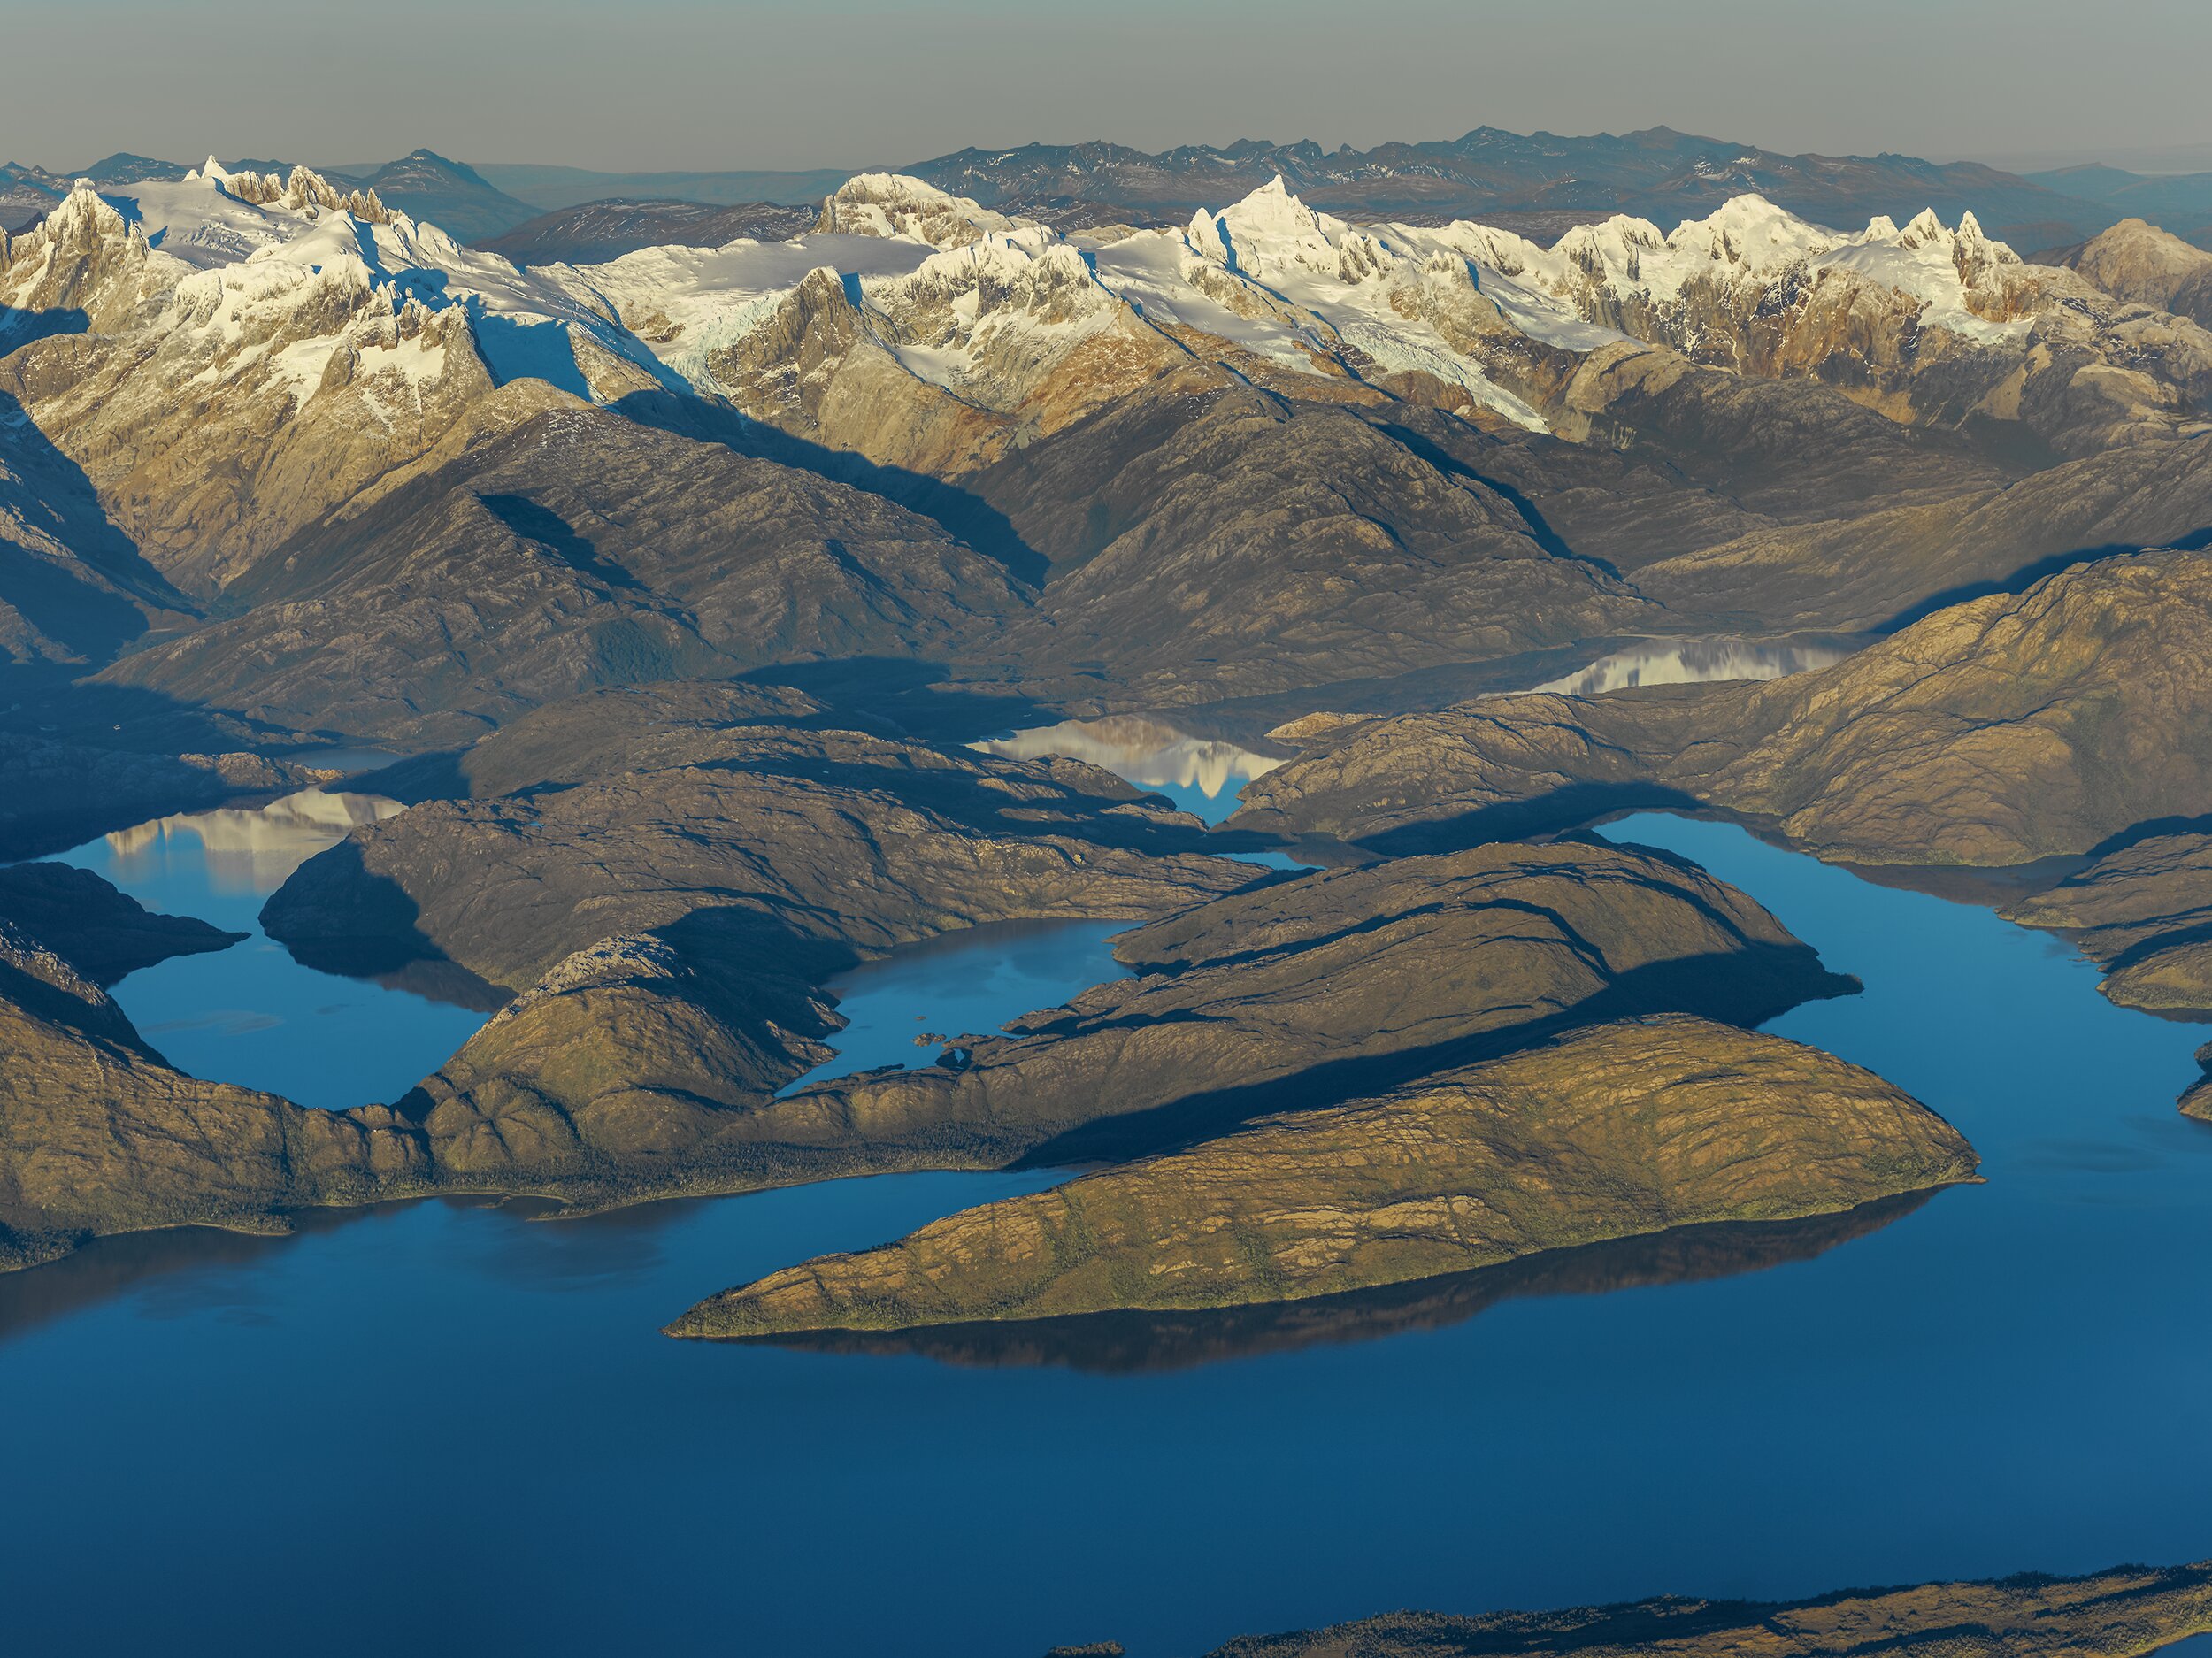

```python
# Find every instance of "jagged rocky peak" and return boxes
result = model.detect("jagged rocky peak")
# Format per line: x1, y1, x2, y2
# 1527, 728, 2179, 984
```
192, 154, 391, 225
1186, 173, 1391, 285
814, 172, 1015, 247
0, 187, 163, 329
13, 185, 141, 257
896, 234, 1108, 320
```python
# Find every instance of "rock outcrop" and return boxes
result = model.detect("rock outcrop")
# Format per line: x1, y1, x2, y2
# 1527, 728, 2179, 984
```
261, 748, 1260, 991
2001, 834, 2212, 1012
0, 861, 240, 983
0, 918, 428, 1270
92, 407, 1030, 745
669, 1016, 1973, 1337
1235, 549, 2212, 866
397, 930, 841, 1189
2059, 217, 2212, 327
1191, 1558, 2212, 1658
647, 841, 1853, 1187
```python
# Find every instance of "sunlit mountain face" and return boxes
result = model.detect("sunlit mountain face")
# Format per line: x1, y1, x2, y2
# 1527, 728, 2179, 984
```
6, 116, 2212, 1658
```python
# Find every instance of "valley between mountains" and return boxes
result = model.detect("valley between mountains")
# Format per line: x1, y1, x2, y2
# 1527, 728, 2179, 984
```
4, 134, 2212, 1658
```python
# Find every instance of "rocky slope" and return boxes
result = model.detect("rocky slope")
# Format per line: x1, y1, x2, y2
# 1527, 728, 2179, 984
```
1423, 196, 2212, 456
396, 930, 842, 1189
1234, 549, 2212, 866
0, 861, 239, 981
1191, 1558, 2212, 1658
260, 739, 1259, 991
777, 1194, 1935, 1371
2001, 835, 2212, 1012
90, 404, 1027, 744
670, 1015, 1972, 1336
13, 166, 2212, 742
0, 915, 427, 1270
2058, 217, 2212, 326
657, 841, 1852, 1184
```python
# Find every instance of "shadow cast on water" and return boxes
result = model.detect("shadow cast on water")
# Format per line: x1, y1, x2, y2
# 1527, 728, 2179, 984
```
1013, 943, 1860, 1168
735, 654, 1056, 745
255, 837, 508, 1008
1350, 782, 1714, 859
745, 1190, 1939, 1373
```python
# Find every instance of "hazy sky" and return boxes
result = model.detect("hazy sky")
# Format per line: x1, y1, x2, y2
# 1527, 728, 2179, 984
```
8, 0, 2210, 175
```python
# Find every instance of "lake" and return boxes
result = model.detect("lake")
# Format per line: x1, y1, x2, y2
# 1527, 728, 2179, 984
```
44, 789, 491, 1110
4, 804, 2208, 1655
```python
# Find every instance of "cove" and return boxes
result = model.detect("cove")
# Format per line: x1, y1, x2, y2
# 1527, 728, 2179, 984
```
45, 789, 491, 1110
2, 819, 2208, 1658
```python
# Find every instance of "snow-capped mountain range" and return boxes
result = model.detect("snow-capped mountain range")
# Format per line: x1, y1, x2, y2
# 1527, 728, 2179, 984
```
10, 153, 2208, 539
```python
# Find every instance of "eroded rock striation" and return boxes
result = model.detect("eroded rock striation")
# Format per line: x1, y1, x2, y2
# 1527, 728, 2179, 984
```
2001, 834, 2212, 1013
262, 743, 1257, 992
1235, 549, 2212, 866
670, 1016, 1973, 1337
1191, 1558, 2212, 1658
637, 841, 1852, 1194
0, 917, 429, 1270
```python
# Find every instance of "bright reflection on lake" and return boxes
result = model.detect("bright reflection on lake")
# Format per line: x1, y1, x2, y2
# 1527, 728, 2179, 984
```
50, 790, 488, 1110
1518, 637, 1853, 697
974, 715, 1286, 825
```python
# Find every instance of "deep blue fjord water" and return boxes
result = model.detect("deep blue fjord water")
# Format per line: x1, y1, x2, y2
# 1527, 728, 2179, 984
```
45, 790, 489, 1109
4, 805, 2210, 1656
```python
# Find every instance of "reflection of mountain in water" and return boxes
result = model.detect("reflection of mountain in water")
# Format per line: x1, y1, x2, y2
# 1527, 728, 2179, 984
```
104, 789, 404, 895
748, 1191, 1933, 1374
974, 716, 1285, 802
1521, 639, 1855, 699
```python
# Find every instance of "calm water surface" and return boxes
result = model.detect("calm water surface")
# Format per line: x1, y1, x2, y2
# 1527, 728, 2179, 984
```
780, 917, 1130, 1093
45, 790, 489, 1109
4, 813, 2209, 1656
1520, 636, 1852, 696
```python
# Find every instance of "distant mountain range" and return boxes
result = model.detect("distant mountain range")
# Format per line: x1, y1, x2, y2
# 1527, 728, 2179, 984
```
11, 130, 2212, 257
474, 198, 818, 265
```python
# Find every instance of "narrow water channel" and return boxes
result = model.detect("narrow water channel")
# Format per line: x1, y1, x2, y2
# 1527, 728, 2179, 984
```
4, 810, 2205, 1658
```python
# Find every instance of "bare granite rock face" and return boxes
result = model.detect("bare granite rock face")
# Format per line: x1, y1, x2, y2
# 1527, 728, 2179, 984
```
1188, 1558, 2212, 1658
2059, 217, 2212, 328
0, 918, 429, 1271
397, 930, 841, 1188
94, 406, 1030, 746
664, 841, 1854, 1186
2001, 834, 2212, 1013
1234, 549, 2212, 867
670, 1015, 1973, 1337
261, 749, 1260, 992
